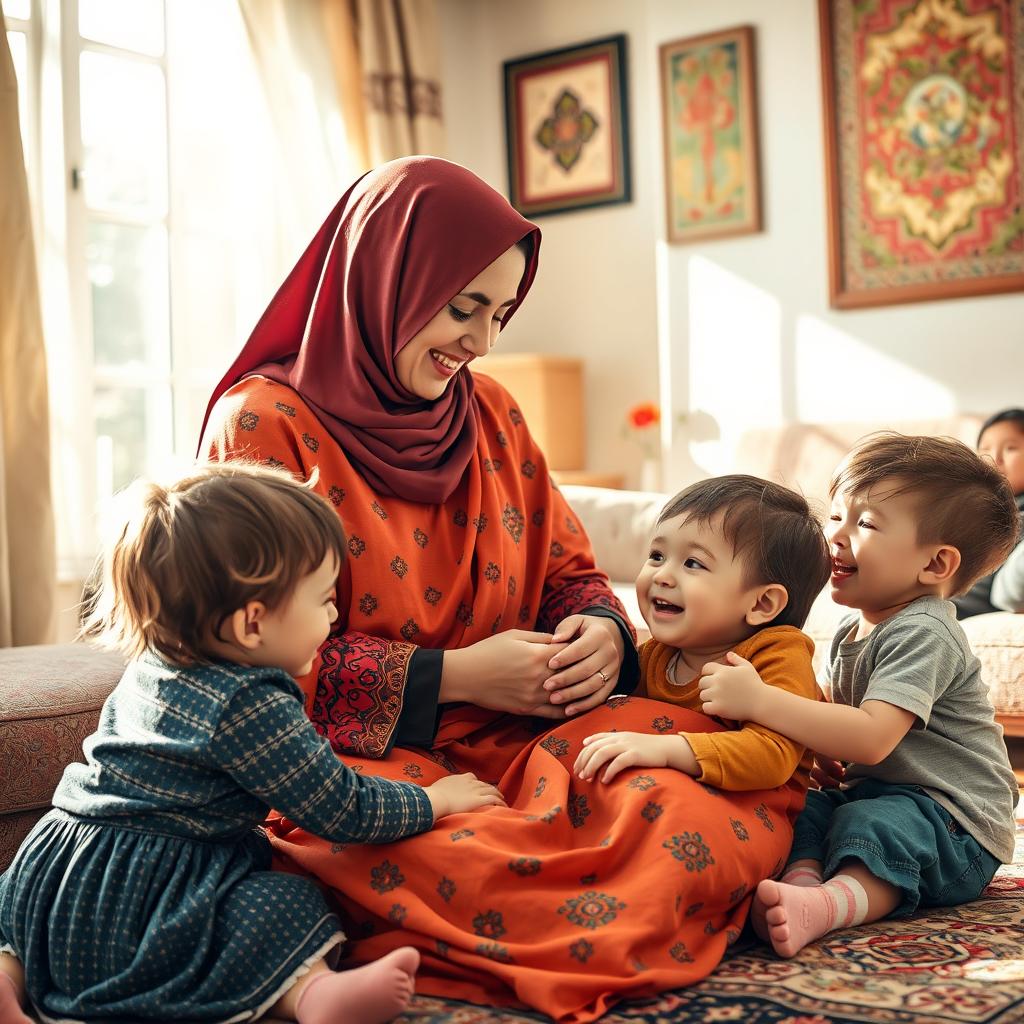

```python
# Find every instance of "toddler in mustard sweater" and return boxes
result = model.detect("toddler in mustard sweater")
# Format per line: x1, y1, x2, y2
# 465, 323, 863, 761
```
575, 475, 831, 802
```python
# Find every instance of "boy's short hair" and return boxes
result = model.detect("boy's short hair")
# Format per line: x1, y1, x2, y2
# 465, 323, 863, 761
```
658, 475, 831, 630
830, 432, 1018, 596
83, 462, 346, 665
978, 407, 1024, 445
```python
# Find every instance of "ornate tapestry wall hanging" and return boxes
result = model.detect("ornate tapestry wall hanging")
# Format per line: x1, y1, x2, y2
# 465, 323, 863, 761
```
503, 34, 631, 217
659, 25, 763, 243
820, 0, 1024, 308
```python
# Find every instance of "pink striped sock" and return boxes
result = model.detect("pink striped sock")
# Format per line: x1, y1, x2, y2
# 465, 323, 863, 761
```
821, 873, 870, 930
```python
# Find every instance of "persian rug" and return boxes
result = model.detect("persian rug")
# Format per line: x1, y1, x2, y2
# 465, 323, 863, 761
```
395, 813, 1024, 1023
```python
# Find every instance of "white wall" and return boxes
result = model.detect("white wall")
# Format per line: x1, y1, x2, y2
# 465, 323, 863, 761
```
439, 0, 1024, 489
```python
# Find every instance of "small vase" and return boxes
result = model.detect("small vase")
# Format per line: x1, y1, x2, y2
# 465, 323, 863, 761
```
640, 456, 662, 492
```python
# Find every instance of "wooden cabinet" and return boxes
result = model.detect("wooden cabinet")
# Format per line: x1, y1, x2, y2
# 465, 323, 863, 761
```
550, 469, 625, 489
471, 354, 584, 471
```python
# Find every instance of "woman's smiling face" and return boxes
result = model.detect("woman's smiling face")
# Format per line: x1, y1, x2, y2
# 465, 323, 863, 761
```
394, 243, 526, 401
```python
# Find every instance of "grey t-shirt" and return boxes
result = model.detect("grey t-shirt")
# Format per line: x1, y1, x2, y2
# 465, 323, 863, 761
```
827, 596, 1018, 863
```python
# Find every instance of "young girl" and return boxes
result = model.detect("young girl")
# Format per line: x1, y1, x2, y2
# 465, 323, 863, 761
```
0, 463, 504, 1024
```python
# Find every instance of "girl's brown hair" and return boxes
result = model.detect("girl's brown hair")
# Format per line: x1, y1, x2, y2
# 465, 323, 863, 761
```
81, 462, 346, 665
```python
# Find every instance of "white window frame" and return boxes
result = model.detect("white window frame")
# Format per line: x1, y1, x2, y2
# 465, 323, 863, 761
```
62, 0, 175, 550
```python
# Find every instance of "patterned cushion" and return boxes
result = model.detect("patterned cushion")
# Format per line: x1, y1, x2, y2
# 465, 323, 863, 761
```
0, 643, 124, 869
962, 613, 1024, 717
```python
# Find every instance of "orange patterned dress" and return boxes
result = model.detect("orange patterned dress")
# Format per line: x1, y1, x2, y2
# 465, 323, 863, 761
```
205, 373, 798, 1022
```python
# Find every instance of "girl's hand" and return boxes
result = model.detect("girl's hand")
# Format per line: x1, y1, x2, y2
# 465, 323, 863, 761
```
440, 630, 570, 717
574, 731, 697, 783
811, 755, 846, 789
543, 615, 626, 716
697, 652, 768, 722
425, 773, 506, 820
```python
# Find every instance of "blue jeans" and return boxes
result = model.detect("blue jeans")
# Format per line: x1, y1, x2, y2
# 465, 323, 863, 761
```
789, 779, 1000, 917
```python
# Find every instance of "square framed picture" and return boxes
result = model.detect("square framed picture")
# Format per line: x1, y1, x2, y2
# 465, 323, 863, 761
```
503, 34, 631, 217
659, 25, 762, 243
820, 0, 1024, 308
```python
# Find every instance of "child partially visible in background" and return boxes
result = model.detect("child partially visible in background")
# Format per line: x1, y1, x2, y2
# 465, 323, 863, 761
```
954, 408, 1024, 617
0, 464, 503, 1024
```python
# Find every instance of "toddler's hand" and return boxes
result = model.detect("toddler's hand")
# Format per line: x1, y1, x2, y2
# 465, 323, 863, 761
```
425, 772, 506, 820
811, 755, 845, 789
697, 652, 766, 721
575, 731, 692, 783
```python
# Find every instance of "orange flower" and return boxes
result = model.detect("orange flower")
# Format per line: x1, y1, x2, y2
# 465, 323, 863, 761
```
627, 403, 660, 430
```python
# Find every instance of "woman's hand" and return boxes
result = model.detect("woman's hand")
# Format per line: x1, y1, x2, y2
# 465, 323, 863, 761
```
543, 614, 626, 717
440, 630, 570, 717
425, 773, 506, 820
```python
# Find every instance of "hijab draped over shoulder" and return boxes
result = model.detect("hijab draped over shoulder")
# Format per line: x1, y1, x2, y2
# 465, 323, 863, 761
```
201, 157, 541, 503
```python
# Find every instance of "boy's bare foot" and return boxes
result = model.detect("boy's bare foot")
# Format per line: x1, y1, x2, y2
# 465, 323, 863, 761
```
0, 973, 32, 1024
755, 878, 834, 958
296, 947, 420, 1024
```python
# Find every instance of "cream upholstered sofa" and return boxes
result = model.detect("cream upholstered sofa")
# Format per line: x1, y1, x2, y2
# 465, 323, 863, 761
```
561, 414, 1024, 738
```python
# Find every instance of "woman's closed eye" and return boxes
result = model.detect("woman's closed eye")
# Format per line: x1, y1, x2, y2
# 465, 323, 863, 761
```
857, 519, 876, 530
450, 303, 509, 326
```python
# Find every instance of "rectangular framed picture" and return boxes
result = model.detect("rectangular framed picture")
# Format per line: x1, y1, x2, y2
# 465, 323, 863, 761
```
659, 25, 762, 244
820, 0, 1024, 308
503, 34, 631, 217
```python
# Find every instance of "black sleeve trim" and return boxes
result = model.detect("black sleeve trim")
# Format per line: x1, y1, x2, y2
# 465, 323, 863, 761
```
395, 647, 444, 748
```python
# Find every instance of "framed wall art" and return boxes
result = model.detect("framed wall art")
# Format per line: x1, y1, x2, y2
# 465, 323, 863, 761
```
503, 34, 631, 217
820, 0, 1024, 308
659, 25, 762, 244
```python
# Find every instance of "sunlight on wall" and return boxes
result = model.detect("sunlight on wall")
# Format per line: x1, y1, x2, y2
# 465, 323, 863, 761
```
685, 254, 782, 476
794, 314, 956, 422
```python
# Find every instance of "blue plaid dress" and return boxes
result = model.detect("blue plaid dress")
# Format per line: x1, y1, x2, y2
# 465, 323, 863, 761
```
0, 654, 433, 1022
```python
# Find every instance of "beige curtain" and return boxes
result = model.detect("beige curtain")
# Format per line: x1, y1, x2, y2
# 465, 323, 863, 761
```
0, 30, 56, 646
239, 0, 444, 217
351, 0, 445, 163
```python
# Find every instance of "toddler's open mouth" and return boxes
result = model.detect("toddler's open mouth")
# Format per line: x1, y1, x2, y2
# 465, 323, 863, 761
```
651, 597, 684, 614
831, 558, 857, 578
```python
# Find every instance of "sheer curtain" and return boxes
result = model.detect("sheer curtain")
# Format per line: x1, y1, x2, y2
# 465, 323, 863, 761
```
239, 0, 445, 237
0, 28, 56, 646
355, 0, 445, 161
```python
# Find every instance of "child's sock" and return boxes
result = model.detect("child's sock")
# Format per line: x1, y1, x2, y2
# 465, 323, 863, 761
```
0, 972, 32, 1024
750, 864, 823, 941
295, 947, 419, 1024
755, 873, 869, 958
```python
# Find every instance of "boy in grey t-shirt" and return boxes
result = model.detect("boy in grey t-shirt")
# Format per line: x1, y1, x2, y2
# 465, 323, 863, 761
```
697, 432, 1020, 959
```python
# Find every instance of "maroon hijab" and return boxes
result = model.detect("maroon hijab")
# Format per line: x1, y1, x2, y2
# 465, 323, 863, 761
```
201, 157, 541, 503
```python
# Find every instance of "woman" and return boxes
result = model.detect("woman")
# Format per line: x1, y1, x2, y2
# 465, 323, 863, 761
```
202, 158, 795, 1022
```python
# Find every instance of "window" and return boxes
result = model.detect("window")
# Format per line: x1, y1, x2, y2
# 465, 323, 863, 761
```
8, 0, 296, 579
